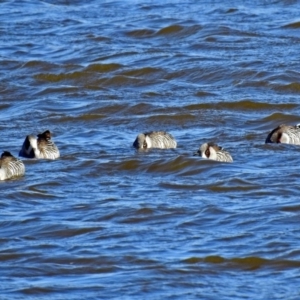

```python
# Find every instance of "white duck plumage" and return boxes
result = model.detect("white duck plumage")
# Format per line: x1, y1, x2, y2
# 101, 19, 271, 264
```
194, 142, 233, 163
19, 130, 60, 160
265, 124, 300, 145
0, 151, 25, 180
133, 131, 177, 149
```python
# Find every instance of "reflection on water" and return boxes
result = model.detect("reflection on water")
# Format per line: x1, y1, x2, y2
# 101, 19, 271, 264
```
1, 0, 300, 298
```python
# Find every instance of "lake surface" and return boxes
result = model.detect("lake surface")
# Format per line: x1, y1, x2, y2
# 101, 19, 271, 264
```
1, 0, 300, 299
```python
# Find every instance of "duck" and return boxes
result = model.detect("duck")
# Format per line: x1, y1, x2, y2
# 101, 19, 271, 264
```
194, 142, 233, 163
19, 130, 60, 159
265, 124, 300, 145
133, 131, 177, 149
0, 151, 25, 180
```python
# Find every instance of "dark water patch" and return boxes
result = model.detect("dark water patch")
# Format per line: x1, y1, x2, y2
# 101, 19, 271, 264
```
207, 178, 260, 193
18, 189, 60, 200
226, 8, 238, 14
34, 71, 88, 83
260, 112, 300, 124
98, 154, 202, 175
119, 211, 165, 225
20, 287, 55, 295
0, 253, 23, 262
185, 100, 298, 111
183, 255, 300, 270
157, 24, 185, 36
126, 28, 156, 38
159, 182, 201, 191
141, 91, 163, 98
283, 20, 300, 29
146, 156, 197, 174
33, 64, 124, 86
22, 60, 60, 71
27, 181, 64, 192
115, 159, 142, 171
280, 204, 300, 212
86, 34, 111, 42
40, 226, 101, 239
274, 82, 300, 93
85, 63, 122, 73
0, 103, 12, 111
195, 90, 217, 97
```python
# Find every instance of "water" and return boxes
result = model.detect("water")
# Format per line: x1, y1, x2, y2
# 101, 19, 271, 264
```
1, 0, 300, 298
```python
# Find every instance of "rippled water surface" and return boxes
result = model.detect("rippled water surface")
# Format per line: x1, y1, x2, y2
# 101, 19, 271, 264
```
1, 0, 300, 298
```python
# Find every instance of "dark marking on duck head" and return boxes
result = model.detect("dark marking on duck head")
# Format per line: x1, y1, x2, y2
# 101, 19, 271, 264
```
38, 130, 52, 141
1, 151, 13, 158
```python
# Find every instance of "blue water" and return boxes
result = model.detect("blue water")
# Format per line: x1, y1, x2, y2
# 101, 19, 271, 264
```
1, 1, 300, 299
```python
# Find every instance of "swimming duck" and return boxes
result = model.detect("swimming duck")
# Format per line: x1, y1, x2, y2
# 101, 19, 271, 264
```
19, 130, 60, 159
133, 131, 177, 149
265, 124, 300, 145
194, 142, 233, 163
0, 151, 25, 180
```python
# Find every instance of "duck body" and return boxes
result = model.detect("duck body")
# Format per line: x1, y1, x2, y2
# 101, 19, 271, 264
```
133, 131, 177, 149
19, 130, 60, 160
194, 142, 233, 163
0, 151, 25, 180
265, 124, 300, 145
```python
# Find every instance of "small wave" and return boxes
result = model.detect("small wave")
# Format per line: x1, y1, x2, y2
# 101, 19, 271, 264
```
261, 112, 300, 124
280, 204, 300, 212
34, 86, 80, 96
19, 287, 54, 295
0, 104, 10, 110
274, 82, 300, 93
226, 8, 238, 14
120, 67, 164, 78
207, 178, 260, 193
102, 155, 222, 176
283, 21, 300, 29
96, 75, 148, 87
157, 24, 185, 36
185, 100, 298, 111
125, 102, 155, 114
34, 63, 123, 84
41, 226, 101, 239
156, 24, 201, 37
182, 255, 300, 270
22, 60, 59, 70
85, 63, 122, 73
86, 34, 111, 42
195, 91, 217, 97
34, 72, 84, 83
125, 29, 156, 38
